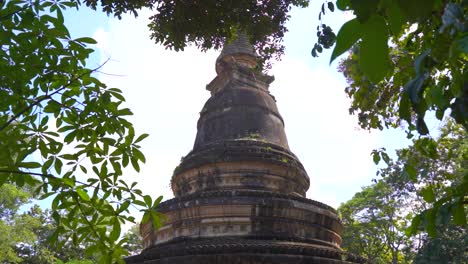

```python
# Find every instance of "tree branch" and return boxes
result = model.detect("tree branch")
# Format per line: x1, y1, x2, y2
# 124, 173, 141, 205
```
0, 58, 110, 132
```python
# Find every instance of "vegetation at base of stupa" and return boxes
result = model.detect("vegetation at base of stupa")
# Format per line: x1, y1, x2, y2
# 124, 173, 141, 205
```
0, 0, 466, 263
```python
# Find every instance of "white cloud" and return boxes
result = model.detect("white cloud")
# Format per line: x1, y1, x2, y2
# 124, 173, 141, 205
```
270, 58, 378, 207
92, 27, 109, 50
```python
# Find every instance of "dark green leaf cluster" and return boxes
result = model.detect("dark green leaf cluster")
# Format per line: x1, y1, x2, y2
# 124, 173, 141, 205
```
0, 1, 160, 262
82, 0, 157, 18
148, 0, 309, 69
311, 1, 336, 57
327, 0, 467, 135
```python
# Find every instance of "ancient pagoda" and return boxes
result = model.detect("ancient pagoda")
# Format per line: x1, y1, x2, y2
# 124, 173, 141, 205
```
126, 34, 365, 264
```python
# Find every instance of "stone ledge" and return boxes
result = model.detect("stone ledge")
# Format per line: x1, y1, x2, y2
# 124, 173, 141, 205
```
126, 237, 367, 264
175, 139, 308, 176
158, 190, 337, 214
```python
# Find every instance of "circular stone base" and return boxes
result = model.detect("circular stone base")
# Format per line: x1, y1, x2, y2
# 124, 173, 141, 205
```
141, 190, 343, 248
125, 238, 366, 264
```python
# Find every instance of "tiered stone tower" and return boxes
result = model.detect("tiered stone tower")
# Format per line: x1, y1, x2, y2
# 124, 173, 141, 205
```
127, 35, 365, 264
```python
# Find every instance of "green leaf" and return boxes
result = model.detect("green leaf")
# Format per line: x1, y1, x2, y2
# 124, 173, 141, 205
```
452, 201, 467, 225
397, 0, 435, 22
118, 201, 131, 213
131, 157, 140, 172
450, 35, 468, 59
336, 0, 351, 10
135, 133, 149, 143
40, 115, 49, 127
420, 186, 435, 203
416, 117, 429, 135
385, 0, 404, 34
75, 37, 97, 44
426, 209, 437, 237
133, 148, 146, 163
109, 219, 121, 242
76, 188, 90, 201
381, 152, 390, 164
79, 165, 87, 173
133, 199, 147, 207
330, 18, 362, 64
64, 130, 77, 144
406, 214, 421, 236
403, 163, 417, 182
151, 210, 161, 229
55, 158, 63, 175
143, 195, 152, 207
153, 195, 163, 208
360, 15, 391, 83
372, 152, 380, 165
399, 93, 412, 122
350, 0, 379, 23
20, 162, 41, 169
414, 49, 430, 75
118, 108, 133, 116
405, 74, 428, 106
62, 177, 75, 187
141, 211, 151, 224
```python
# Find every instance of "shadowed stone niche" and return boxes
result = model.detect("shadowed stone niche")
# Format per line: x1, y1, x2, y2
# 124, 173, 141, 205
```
126, 34, 366, 264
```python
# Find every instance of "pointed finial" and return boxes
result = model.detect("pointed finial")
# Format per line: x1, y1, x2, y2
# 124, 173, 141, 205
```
216, 32, 258, 74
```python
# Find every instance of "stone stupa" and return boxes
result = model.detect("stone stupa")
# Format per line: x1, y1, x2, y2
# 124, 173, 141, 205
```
126, 34, 365, 264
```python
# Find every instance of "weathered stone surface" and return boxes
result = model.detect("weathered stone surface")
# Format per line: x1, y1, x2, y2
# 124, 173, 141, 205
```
215, 33, 258, 75
140, 190, 342, 248
127, 35, 365, 264
172, 140, 309, 197
126, 238, 366, 264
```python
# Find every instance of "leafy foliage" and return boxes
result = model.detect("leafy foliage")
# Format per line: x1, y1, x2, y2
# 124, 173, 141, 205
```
376, 120, 467, 237
340, 121, 467, 263
338, 180, 414, 264
147, 0, 309, 69
0, 184, 86, 263
0, 1, 162, 262
0, 183, 144, 263
0, 184, 39, 263
328, 0, 468, 237
81, 0, 156, 18
311, 1, 337, 57
413, 224, 468, 263
328, 0, 468, 134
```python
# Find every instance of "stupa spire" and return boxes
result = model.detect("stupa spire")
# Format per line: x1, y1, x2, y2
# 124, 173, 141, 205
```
215, 32, 257, 74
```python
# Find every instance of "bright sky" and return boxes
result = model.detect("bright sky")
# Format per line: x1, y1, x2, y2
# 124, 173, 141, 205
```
62, 3, 411, 217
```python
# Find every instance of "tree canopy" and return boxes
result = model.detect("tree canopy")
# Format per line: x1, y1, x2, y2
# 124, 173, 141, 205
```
1, 0, 159, 262
332, 0, 467, 234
